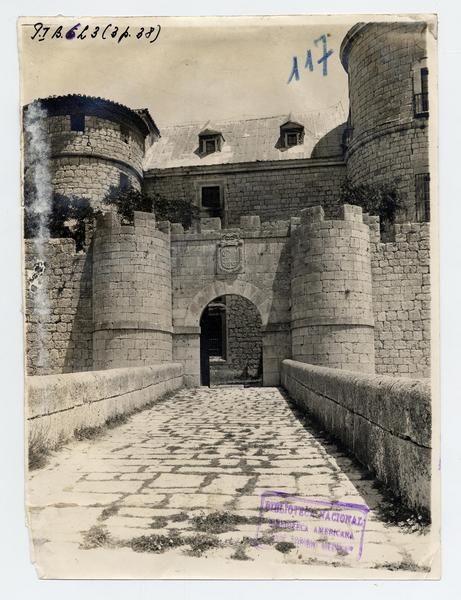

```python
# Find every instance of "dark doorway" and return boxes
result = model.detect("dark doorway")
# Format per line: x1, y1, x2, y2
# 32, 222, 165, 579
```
199, 295, 263, 387
200, 297, 227, 386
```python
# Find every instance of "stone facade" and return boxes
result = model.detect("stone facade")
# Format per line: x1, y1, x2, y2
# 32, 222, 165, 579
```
33, 95, 159, 208
370, 220, 431, 377
24, 238, 93, 375
144, 160, 346, 226
291, 205, 375, 373
170, 217, 292, 386
341, 22, 430, 222
23, 22, 432, 385
92, 211, 173, 370
226, 295, 263, 375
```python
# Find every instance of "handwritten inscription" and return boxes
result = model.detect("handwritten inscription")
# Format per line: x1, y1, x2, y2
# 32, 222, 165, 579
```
30, 22, 161, 44
288, 34, 333, 82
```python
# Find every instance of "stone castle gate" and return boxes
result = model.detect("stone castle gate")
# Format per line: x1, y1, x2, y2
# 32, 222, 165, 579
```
170, 216, 292, 386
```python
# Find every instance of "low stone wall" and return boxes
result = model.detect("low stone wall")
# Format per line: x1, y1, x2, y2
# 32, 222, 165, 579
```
27, 363, 183, 450
281, 359, 431, 515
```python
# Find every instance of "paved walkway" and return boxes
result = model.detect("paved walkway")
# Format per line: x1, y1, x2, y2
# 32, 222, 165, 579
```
27, 387, 434, 578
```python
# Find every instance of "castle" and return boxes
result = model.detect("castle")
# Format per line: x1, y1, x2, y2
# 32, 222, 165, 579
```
24, 21, 431, 388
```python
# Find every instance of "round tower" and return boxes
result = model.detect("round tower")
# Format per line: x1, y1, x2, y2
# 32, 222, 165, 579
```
341, 21, 431, 222
25, 94, 159, 208
92, 211, 173, 370
291, 204, 375, 373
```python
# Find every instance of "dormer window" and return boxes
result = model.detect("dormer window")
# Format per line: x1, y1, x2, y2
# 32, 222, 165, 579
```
286, 131, 301, 147
199, 129, 224, 154
280, 120, 304, 148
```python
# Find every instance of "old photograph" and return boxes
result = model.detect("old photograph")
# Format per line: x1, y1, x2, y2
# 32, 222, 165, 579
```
18, 14, 438, 578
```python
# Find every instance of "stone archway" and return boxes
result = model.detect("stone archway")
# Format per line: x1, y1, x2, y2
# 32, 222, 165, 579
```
184, 280, 272, 329
174, 280, 286, 388
199, 294, 264, 387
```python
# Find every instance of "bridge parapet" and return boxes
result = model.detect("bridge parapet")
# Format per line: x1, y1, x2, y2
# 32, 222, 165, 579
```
281, 359, 431, 515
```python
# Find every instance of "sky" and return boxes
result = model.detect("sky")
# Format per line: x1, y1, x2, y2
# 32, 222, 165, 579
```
18, 16, 355, 127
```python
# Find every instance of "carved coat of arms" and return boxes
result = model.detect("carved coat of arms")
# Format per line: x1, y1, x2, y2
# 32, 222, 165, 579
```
216, 233, 244, 275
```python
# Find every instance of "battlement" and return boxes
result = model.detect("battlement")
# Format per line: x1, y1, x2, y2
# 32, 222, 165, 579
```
299, 203, 365, 226
170, 215, 300, 241
93, 210, 170, 248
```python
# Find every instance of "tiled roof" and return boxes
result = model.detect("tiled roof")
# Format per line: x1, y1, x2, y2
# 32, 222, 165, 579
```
144, 103, 347, 170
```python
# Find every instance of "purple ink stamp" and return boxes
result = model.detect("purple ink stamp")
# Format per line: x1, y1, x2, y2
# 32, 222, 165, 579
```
256, 490, 369, 561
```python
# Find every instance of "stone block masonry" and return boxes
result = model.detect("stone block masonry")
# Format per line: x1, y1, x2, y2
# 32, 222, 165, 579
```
24, 238, 93, 375
281, 359, 431, 515
144, 159, 346, 226
291, 204, 375, 373
369, 219, 431, 378
49, 113, 144, 207
52, 156, 140, 207
24, 204, 430, 383
35, 95, 155, 209
92, 211, 173, 370
170, 218, 292, 386
209, 295, 263, 385
27, 363, 183, 451
341, 22, 430, 222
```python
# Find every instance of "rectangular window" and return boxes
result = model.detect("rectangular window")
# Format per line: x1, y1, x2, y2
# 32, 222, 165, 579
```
205, 139, 217, 153
415, 173, 430, 222
285, 132, 299, 147
201, 185, 222, 218
414, 67, 429, 116
70, 114, 85, 132
119, 172, 129, 190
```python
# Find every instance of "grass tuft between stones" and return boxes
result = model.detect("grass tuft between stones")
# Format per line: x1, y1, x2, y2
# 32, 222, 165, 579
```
191, 511, 262, 534
129, 532, 222, 557
275, 541, 296, 554
81, 525, 111, 549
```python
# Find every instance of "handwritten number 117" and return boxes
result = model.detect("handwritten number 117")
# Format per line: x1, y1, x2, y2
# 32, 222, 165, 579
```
288, 34, 333, 83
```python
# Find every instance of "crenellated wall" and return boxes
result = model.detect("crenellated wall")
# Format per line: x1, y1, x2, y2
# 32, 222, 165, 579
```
24, 204, 430, 381
291, 204, 375, 373
92, 211, 173, 370
368, 218, 431, 378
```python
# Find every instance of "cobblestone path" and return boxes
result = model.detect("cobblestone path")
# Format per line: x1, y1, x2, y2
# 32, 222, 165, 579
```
27, 387, 433, 578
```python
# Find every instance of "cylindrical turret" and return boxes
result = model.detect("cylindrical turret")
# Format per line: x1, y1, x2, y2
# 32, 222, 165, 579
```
291, 204, 375, 373
341, 22, 431, 222
25, 95, 159, 208
92, 211, 173, 369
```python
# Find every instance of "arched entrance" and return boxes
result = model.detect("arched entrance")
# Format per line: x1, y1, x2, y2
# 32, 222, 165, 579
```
175, 280, 289, 387
199, 295, 263, 386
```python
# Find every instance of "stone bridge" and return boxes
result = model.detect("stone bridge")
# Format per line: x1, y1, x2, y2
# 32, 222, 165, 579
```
26, 360, 432, 577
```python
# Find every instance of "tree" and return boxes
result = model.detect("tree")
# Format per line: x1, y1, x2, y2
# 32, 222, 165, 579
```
340, 179, 402, 226
103, 185, 199, 229
102, 186, 153, 223
24, 188, 97, 252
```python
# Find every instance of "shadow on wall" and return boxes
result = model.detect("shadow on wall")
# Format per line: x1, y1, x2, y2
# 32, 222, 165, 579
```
311, 122, 348, 159
64, 246, 93, 372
